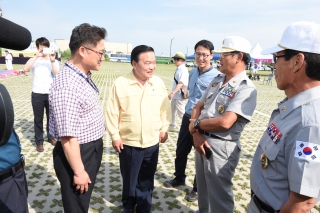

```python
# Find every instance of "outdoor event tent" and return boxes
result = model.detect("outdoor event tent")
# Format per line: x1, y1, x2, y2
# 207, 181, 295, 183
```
250, 43, 273, 63
186, 53, 220, 60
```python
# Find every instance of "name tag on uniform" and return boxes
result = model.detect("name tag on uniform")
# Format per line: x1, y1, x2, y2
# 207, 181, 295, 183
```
294, 141, 320, 163
267, 123, 282, 144
221, 87, 236, 98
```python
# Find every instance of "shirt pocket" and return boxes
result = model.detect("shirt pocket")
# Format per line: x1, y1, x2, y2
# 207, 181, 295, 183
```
215, 93, 232, 115
259, 133, 281, 177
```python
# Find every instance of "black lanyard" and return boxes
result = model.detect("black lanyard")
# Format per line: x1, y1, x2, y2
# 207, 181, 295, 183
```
65, 63, 99, 93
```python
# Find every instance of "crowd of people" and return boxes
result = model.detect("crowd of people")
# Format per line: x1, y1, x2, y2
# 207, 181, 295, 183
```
1, 20, 320, 213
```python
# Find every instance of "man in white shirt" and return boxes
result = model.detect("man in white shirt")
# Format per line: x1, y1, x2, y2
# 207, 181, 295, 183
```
168, 52, 189, 131
24, 37, 59, 152
4, 50, 13, 70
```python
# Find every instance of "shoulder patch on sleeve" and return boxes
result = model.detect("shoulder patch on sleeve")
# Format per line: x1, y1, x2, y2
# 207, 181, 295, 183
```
295, 141, 320, 163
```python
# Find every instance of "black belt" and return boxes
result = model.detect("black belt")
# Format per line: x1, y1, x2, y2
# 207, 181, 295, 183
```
184, 113, 191, 118
199, 129, 220, 139
251, 190, 280, 213
0, 159, 23, 181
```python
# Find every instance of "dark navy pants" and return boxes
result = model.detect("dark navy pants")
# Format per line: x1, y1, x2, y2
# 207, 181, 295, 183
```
31, 92, 54, 145
174, 114, 197, 192
119, 143, 159, 213
0, 165, 28, 213
53, 138, 103, 213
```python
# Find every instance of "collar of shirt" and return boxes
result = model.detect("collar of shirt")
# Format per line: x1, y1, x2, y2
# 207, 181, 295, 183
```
129, 71, 153, 87
278, 85, 320, 119
224, 70, 247, 87
177, 64, 186, 69
66, 61, 92, 78
198, 65, 213, 75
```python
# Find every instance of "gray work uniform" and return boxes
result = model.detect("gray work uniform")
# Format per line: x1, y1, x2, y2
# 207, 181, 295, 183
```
196, 71, 257, 213
249, 86, 320, 213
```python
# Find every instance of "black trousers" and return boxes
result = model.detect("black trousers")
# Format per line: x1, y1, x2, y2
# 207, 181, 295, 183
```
53, 138, 103, 213
0, 165, 28, 213
31, 92, 54, 145
120, 144, 159, 213
174, 114, 197, 192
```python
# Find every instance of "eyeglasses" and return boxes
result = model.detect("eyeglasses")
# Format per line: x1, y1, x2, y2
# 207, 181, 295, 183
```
273, 54, 286, 63
219, 53, 234, 58
195, 52, 211, 59
174, 58, 181, 61
83, 46, 106, 58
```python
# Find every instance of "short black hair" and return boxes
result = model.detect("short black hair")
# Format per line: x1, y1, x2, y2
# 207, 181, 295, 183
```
35, 37, 50, 49
284, 49, 320, 80
131, 45, 154, 65
69, 23, 107, 55
194, 40, 214, 53
230, 51, 251, 65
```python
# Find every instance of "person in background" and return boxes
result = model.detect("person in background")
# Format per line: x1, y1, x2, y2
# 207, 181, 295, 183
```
24, 37, 59, 152
164, 40, 220, 202
106, 45, 171, 213
4, 50, 13, 70
168, 51, 189, 131
249, 21, 320, 213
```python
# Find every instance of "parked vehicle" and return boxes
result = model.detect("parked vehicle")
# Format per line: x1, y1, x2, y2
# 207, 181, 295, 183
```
184, 60, 194, 67
259, 65, 272, 71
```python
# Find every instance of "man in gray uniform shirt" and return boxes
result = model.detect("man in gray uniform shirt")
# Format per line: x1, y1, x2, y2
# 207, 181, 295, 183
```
249, 21, 320, 213
189, 36, 257, 213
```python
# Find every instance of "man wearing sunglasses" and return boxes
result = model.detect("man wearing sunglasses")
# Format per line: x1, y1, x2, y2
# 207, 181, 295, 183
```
49, 23, 107, 213
164, 40, 220, 202
189, 36, 257, 213
168, 52, 189, 131
249, 21, 320, 213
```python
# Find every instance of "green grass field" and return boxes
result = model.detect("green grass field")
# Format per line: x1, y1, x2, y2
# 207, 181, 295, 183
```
0, 61, 319, 213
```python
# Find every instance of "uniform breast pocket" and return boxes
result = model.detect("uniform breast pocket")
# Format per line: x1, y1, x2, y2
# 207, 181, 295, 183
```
215, 93, 232, 114
259, 137, 281, 177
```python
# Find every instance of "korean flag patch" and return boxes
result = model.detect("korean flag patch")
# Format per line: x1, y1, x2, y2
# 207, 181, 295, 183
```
294, 141, 320, 163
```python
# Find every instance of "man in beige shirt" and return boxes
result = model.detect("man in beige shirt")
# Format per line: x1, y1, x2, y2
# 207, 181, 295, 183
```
106, 45, 171, 213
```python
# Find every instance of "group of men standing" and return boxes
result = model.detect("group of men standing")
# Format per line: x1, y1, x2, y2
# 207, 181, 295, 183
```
2, 20, 320, 213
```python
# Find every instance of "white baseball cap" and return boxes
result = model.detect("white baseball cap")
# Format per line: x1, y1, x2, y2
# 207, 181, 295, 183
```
213, 36, 251, 54
262, 21, 320, 55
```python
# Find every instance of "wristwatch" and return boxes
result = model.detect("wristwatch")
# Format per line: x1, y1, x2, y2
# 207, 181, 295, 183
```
193, 119, 201, 130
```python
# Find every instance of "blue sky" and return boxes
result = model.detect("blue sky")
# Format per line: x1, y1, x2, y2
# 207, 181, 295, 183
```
1, 0, 320, 56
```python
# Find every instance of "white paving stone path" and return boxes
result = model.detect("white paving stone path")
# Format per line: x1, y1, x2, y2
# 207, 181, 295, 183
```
1, 62, 319, 213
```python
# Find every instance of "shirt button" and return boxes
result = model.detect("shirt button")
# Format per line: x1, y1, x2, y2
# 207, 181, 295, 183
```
281, 106, 286, 111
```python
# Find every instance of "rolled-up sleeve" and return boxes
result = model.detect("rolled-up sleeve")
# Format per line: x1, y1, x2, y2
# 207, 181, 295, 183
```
160, 82, 171, 132
227, 86, 257, 121
51, 87, 81, 137
288, 126, 320, 198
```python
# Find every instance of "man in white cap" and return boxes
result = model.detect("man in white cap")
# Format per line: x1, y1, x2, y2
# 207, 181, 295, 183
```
168, 52, 189, 131
249, 21, 320, 213
189, 36, 257, 213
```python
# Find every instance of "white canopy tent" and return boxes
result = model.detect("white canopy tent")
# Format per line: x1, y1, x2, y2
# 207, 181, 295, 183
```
250, 43, 273, 63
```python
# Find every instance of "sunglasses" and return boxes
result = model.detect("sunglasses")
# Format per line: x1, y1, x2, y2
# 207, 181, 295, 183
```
273, 54, 286, 63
